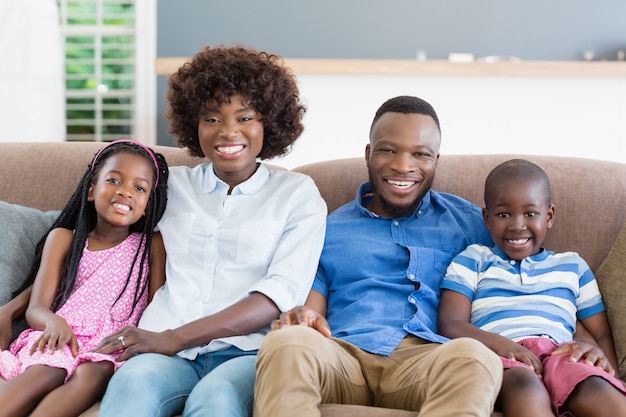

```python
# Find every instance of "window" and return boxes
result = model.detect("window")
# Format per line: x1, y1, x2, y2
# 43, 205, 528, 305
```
59, 0, 155, 144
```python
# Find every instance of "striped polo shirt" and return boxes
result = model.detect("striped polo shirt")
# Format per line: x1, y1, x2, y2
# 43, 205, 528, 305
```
440, 244, 605, 343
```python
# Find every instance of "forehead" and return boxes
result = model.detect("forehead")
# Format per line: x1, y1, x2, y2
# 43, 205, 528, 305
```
371, 112, 440, 147
488, 178, 545, 203
97, 152, 154, 178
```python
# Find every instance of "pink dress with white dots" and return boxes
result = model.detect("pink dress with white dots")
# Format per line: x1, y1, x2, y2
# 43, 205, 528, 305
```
0, 233, 149, 382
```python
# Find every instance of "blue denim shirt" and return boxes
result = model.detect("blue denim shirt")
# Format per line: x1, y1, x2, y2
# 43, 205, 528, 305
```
312, 182, 492, 356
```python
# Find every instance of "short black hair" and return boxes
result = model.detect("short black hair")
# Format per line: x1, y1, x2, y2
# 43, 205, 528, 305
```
369, 95, 441, 135
484, 158, 552, 206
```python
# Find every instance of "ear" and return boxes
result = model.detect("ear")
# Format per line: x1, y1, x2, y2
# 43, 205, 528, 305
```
365, 144, 371, 167
482, 207, 490, 229
87, 184, 95, 202
546, 203, 556, 229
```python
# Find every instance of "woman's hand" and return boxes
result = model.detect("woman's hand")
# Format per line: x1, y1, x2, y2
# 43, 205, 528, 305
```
0, 308, 13, 350
94, 326, 182, 361
30, 314, 78, 357
271, 305, 331, 337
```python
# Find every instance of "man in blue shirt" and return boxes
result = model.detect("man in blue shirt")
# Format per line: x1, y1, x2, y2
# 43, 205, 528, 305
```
253, 95, 503, 416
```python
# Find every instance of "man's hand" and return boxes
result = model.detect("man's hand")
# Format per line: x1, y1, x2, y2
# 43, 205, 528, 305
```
94, 326, 181, 362
552, 341, 615, 376
271, 306, 331, 337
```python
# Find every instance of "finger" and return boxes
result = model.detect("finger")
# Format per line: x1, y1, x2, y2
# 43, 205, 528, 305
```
270, 319, 282, 330
313, 316, 331, 337
69, 336, 79, 357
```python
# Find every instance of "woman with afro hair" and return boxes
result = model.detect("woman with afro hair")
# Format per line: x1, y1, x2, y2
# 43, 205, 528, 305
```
96, 46, 327, 417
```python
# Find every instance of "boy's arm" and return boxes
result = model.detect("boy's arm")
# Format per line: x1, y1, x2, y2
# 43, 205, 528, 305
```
0, 285, 32, 349
438, 289, 544, 374
579, 313, 618, 374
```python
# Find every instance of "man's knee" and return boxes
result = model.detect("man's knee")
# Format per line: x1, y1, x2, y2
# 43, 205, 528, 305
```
440, 338, 502, 378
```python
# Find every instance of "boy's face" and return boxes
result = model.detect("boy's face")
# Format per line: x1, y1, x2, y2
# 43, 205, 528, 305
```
483, 178, 555, 261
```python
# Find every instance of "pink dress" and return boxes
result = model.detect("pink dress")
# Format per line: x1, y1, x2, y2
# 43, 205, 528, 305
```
0, 233, 149, 382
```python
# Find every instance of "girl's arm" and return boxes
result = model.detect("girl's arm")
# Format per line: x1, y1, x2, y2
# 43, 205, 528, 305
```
25, 227, 77, 355
579, 312, 619, 374
438, 289, 544, 374
147, 232, 166, 302
0, 285, 32, 349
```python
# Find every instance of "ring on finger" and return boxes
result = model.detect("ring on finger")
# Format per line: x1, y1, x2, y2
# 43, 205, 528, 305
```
118, 335, 126, 349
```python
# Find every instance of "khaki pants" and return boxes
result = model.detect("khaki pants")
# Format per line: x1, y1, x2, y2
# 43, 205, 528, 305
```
254, 326, 502, 417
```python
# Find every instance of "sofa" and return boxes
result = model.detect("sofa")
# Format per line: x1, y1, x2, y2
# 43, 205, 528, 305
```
1, 141, 625, 417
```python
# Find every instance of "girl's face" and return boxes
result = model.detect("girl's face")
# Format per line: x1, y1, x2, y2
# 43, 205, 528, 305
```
197, 93, 264, 191
88, 152, 154, 229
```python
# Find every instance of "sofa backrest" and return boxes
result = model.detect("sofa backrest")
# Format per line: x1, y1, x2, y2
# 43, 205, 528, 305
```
294, 154, 626, 273
1, 142, 624, 273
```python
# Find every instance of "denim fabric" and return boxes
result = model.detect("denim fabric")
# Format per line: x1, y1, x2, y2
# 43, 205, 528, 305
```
99, 347, 257, 417
312, 183, 492, 356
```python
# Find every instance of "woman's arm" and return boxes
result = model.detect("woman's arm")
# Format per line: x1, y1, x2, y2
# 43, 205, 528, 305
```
147, 232, 166, 302
0, 285, 32, 349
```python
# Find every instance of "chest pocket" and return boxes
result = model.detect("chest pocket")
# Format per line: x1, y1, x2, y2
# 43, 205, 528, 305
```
236, 220, 284, 265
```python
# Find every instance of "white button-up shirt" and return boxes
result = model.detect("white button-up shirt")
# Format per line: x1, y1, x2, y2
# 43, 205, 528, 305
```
139, 163, 327, 359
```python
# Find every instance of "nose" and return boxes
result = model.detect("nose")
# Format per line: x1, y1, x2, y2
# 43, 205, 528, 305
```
219, 121, 240, 139
508, 215, 526, 231
116, 183, 133, 198
389, 152, 417, 173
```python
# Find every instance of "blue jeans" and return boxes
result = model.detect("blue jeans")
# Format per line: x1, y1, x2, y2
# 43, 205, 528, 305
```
99, 347, 257, 417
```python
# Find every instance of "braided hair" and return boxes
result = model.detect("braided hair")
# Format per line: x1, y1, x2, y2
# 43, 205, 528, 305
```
15, 140, 169, 319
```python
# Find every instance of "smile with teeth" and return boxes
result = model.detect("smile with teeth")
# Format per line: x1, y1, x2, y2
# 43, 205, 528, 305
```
387, 179, 416, 189
507, 238, 529, 245
217, 145, 244, 154
112, 203, 130, 212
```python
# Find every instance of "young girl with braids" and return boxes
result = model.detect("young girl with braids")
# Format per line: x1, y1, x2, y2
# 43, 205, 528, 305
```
0, 140, 169, 417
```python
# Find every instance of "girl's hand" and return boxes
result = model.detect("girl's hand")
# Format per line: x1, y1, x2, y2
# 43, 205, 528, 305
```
30, 315, 79, 357
493, 338, 543, 375
94, 326, 181, 361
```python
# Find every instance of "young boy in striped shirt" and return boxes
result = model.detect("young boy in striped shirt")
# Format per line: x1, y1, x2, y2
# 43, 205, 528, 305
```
438, 158, 625, 417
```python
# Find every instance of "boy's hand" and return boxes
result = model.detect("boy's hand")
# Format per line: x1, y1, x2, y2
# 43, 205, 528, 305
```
552, 341, 615, 376
30, 315, 79, 357
271, 306, 331, 337
494, 339, 543, 375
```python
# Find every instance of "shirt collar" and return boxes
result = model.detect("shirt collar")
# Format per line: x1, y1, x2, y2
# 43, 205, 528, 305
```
203, 162, 269, 195
492, 245, 550, 263
356, 182, 429, 219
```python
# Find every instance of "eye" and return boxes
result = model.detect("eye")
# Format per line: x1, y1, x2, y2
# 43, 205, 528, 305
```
105, 178, 120, 184
497, 213, 510, 218
203, 116, 219, 123
135, 185, 147, 193
525, 212, 538, 217
377, 148, 394, 154
239, 115, 255, 122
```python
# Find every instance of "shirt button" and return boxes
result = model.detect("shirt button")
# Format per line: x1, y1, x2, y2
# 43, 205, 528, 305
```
409, 273, 415, 279
509, 260, 515, 265
393, 220, 400, 226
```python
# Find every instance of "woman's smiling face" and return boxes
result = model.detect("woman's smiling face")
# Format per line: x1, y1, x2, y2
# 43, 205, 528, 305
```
198, 93, 264, 190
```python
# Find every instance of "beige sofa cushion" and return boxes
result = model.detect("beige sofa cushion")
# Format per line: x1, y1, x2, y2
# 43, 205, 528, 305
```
596, 221, 626, 380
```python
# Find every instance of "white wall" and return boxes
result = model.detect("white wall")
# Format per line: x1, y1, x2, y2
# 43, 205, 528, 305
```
269, 75, 626, 169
